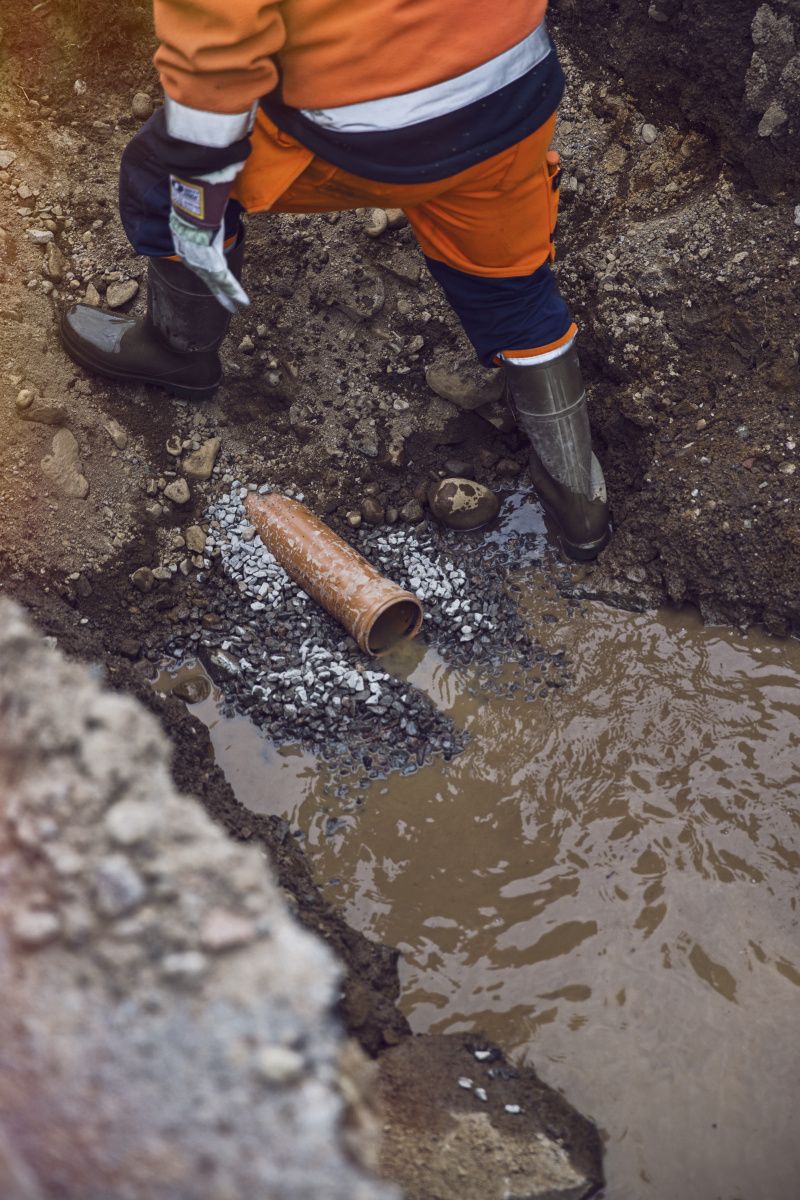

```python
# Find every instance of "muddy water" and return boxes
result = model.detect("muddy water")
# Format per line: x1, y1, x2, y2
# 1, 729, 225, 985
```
160, 604, 800, 1200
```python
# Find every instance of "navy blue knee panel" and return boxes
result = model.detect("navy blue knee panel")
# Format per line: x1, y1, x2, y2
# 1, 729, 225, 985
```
424, 257, 573, 366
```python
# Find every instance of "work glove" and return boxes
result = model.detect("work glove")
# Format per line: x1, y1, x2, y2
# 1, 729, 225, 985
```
169, 165, 250, 313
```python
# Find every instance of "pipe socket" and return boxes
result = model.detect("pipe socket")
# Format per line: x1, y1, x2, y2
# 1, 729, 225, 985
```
245, 493, 424, 657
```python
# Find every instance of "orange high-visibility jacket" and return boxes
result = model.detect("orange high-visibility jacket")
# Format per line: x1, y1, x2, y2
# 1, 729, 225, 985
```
153, 0, 561, 183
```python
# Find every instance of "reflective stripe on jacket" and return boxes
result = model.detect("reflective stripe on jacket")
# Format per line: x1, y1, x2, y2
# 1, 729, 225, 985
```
153, 0, 561, 183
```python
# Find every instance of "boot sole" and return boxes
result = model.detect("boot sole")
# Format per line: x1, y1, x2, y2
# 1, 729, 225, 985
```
59, 313, 221, 403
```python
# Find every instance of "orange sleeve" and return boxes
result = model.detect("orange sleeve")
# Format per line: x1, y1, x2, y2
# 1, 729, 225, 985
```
153, 0, 286, 115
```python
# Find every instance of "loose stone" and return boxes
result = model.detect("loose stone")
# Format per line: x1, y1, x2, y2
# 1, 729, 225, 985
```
130, 566, 155, 593
40, 429, 89, 499
105, 799, 162, 846
131, 92, 154, 120
428, 478, 500, 531
93, 854, 147, 917
183, 437, 221, 481
11, 909, 61, 948
253, 1045, 305, 1085
164, 478, 191, 505
106, 279, 139, 308
185, 524, 207, 553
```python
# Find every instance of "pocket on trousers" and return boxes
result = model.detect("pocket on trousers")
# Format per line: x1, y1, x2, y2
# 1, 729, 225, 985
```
545, 150, 562, 263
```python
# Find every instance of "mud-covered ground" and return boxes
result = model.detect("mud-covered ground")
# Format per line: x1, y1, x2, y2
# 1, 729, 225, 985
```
0, 0, 798, 1167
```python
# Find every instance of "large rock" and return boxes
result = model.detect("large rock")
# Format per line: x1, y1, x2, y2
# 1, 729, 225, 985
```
0, 600, 397, 1200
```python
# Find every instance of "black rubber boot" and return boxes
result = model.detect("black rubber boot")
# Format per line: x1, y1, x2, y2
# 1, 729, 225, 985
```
59, 233, 245, 402
504, 345, 611, 561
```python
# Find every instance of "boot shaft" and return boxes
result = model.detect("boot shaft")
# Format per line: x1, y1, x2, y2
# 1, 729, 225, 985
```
148, 232, 245, 355
504, 344, 596, 497
504, 344, 610, 559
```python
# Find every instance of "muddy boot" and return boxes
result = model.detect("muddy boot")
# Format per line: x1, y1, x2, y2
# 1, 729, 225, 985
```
504, 344, 610, 560
59, 233, 245, 402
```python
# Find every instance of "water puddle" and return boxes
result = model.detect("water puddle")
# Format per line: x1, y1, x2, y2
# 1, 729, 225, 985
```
295, 604, 800, 1200
154, 663, 318, 815
155, 529, 800, 1198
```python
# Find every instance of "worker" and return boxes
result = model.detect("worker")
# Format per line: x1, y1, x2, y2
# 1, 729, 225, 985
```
60, 0, 610, 560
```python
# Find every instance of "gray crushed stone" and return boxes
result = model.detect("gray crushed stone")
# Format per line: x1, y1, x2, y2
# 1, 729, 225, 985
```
161, 483, 568, 779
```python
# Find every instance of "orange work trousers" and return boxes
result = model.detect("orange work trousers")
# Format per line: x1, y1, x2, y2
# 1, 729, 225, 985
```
234, 109, 562, 279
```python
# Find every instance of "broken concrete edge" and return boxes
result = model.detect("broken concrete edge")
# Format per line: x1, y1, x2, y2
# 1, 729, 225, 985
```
0, 597, 399, 1200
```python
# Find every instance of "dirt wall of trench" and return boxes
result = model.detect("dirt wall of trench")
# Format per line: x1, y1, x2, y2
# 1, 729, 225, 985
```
555, 0, 800, 194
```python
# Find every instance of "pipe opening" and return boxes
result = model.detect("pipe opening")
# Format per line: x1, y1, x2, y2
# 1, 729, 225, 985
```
367, 599, 424, 656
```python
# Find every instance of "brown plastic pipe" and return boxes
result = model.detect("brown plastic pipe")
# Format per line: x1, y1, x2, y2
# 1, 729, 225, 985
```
245, 493, 424, 657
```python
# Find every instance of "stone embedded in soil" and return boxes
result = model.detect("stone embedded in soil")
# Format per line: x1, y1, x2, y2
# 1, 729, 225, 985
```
164, 477, 191, 505
84, 282, 101, 306
476, 397, 515, 433
105, 799, 162, 846
200, 908, 258, 952
378, 1036, 603, 1200
15, 388, 35, 411
253, 1045, 305, 1085
44, 241, 68, 281
102, 417, 128, 449
41, 429, 89, 499
19, 403, 67, 426
361, 496, 385, 525
0, 150, 17, 170
26, 228, 54, 244
495, 457, 522, 478
185, 524, 207, 553
400, 499, 424, 523
425, 355, 505, 411
106, 279, 139, 309
183, 436, 221, 481
428, 478, 500, 531
130, 566, 155, 593
11, 909, 62, 948
92, 854, 146, 917
131, 92, 154, 120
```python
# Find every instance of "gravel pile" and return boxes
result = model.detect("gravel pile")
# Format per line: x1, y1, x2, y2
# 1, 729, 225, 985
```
161, 482, 567, 779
